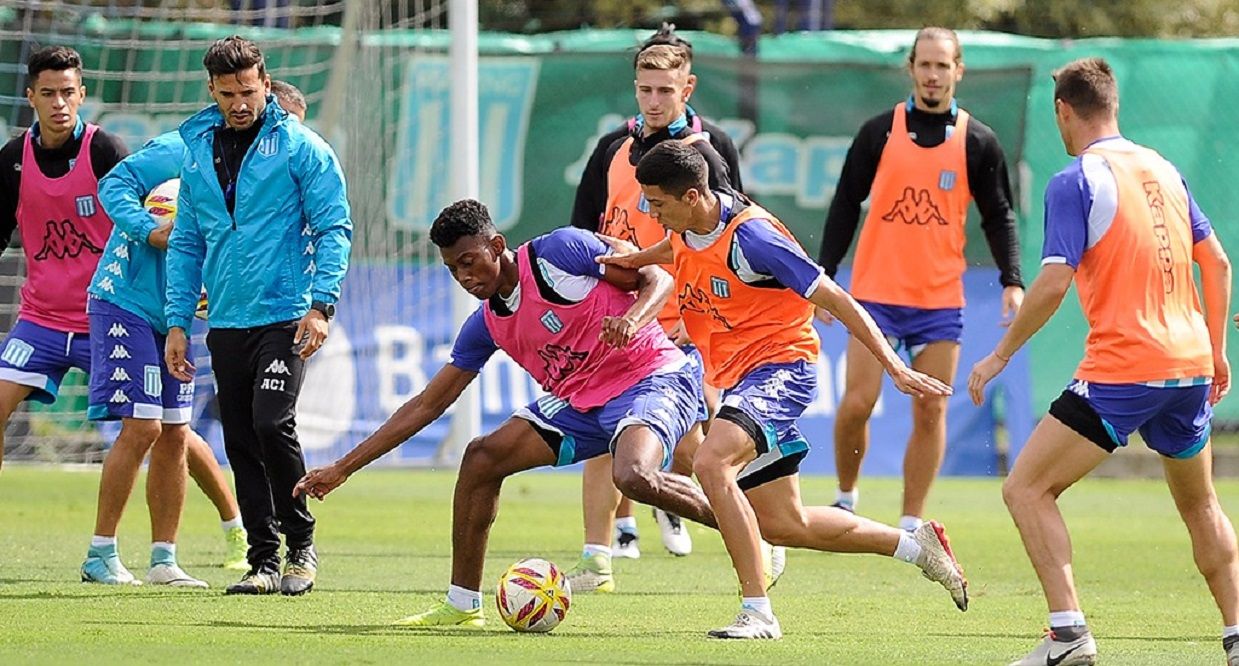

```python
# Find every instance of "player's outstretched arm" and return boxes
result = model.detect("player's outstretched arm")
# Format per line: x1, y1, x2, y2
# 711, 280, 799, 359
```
808, 277, 951, 399
599, 263, 674, 348
968, 264, 1075, 405
595, 235, 673, 269
294, 364, 478, 499
1195, 233, 1231, 404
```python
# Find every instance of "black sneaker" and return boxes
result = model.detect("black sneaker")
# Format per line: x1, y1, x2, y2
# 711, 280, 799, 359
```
1225, 633, 1239, 666
225, 567, 281, 595
281, 545, 317, 596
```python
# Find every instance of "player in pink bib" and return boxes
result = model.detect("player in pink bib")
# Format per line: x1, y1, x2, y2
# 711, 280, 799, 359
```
294, 199, 721, 628
0, 46, 127, 471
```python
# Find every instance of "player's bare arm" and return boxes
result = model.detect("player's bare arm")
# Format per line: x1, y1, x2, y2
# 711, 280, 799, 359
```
599, 263, 673, 348
807, 276, 952, 399
295, 364, 478, 499
968, 264, 1075, 405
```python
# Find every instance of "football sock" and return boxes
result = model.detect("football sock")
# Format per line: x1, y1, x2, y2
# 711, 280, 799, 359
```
446, 584, 482, 612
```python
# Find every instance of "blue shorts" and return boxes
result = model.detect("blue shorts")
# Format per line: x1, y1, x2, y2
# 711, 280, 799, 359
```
86, 298, 194, 424
0, 319, 92, 404
1050, 380, 1212, 459
682, 344, 710, 423
717, 360, 817, 490
515, 358, 702, 467
859, 300, 963, 358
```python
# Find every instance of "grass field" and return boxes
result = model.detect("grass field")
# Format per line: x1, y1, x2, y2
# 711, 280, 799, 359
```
0, 466, 1232, 665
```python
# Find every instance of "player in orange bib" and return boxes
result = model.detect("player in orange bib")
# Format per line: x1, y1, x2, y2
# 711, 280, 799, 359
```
818, 27, 1024, 530
567, 25, 744, 586
969, 58, 1239, 666
601, 141, 968, 639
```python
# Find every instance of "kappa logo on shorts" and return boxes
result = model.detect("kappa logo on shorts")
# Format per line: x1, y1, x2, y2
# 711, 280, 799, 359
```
539, 310, 564, 334
1069, 379, 1090, 398
710, 276, 731, 299
109, 345, 131, 360
143, 365, 162, 397
110, 367, 131, 382
1, 339, 34, 368
265, 359, 291, 376
75, 195, 97, 217
109, 389, 129, 404
256, 134, 279, 157
107, 322, 129, 338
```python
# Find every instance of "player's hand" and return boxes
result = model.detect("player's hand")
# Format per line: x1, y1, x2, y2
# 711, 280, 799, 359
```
889, 364, 953, 399
600, 315, 639, 348
967, 352, 1009, 405
1211, 353, 1231, 405
667, 319, 692, 346
294, 310, 329, 360
594, 233, 643, 269
164, 327, 196, 382
814, 306, 835, 326
294, 463, 349, 500
147, 222, 173, 250
1000, 286, 1025, 328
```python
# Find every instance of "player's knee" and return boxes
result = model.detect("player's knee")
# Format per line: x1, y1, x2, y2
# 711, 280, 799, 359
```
836, 393, 878, 425
120, 418, 162, 446
460, 435, 502, 477
1001, 474, 1035, 511
911, 396, 948, 428
756, 510, 807, 547
612, 462, 656, 502
692, 449, 724, 486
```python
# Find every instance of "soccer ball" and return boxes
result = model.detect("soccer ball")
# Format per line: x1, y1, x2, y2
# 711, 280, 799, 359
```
144, 178, 179, 223
496, 557, 571, 633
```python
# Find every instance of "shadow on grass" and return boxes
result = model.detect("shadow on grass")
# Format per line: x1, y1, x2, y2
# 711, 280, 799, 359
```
81, 618, 709, 640
927, 630, 1215, 643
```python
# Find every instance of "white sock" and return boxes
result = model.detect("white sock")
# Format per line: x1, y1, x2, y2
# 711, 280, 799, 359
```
582, 543, 612, 559
1223, 625, 1239, 639
1048, 610, 1087, 628
835, 488, 857, 509
615, 516, 637, 534
892, 531, 922, 564
91, 535, 117, 549
899, 515, 923, 532
741, 596, 773, 619
221, 517, 243, 532
446, 584, 482, 612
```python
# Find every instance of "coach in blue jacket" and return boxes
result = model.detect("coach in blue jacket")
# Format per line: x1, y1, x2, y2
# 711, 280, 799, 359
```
164, 36, 352, 597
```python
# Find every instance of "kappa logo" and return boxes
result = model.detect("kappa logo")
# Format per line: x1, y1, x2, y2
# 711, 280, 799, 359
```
1068, 379, 1090, 398
0, 339, 34, 368
539, 310, 564, 334
1144, 180, 1175, 294
256, 134, 279, 157
104, 261, 123, 276
113, 245, 130, 260
109, 345, 131, 360
34, 219, 104, 260
97, 277, 116, 294
302, 224, 312, 236
265, 359, 292, 376
75, 195, 97, 217
602, 207, 639, 245
881, 187, 947, 226
304, 241, 315, 256
109, 389, 129, 404
110, 367, 131, 382
537, 344, 588, 383
678, 284, 733, 330
107, 322, 129, 338
304, 260, 317, 275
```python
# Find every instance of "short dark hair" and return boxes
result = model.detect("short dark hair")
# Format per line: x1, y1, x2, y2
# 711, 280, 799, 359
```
634, 23, 692, 68
203, 36, 266, 79
270, 80, 306, 114
1053, 57, 1118, 121
26, 46, 83, 87
430, 199, 497, 248
907, 26, 962, 65
635, 141, 708, 198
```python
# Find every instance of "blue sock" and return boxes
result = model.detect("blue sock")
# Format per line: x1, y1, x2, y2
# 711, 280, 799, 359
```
88, 536, 117, 558
150, 542, 176, 567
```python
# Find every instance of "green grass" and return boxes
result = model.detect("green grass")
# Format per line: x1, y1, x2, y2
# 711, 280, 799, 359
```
0, 467, 1232, 665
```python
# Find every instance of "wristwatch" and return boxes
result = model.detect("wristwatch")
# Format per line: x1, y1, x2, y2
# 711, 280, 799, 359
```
311, 300, 336, 320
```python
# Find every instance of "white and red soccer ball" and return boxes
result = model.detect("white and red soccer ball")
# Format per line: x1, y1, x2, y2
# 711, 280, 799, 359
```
496, 557, 571, 633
